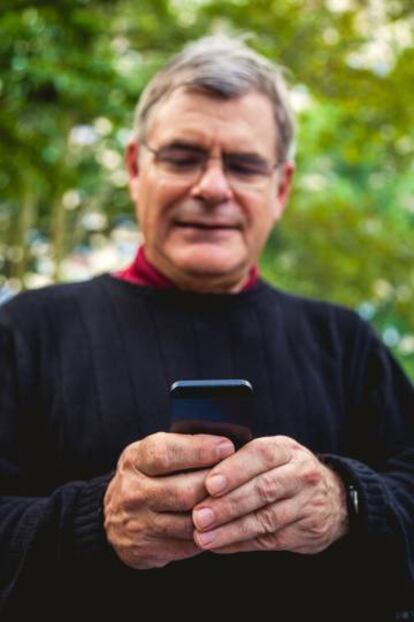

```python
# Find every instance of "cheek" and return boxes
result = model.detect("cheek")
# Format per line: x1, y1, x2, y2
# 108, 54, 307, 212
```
148, 177, 186, 213
243, 196, 277, 240
137, 176, 177, 232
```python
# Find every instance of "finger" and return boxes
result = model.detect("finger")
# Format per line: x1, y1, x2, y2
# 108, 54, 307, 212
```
132, 432, 235, 476
157, 538, 203, 562
147, 511, 196, 540
204, 519, 307, 555
207, 530, 300, 554
112, 511, 195, 542
209, 541, 257, 554
204, 436, 297, 497
147, 538, 203, 565
193, 461, 302, 531
120, 537, 202, 570
193, 496, 301, 550
146, 468, 211, 511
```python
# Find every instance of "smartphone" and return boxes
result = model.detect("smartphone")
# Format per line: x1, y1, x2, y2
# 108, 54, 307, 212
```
170, 379, 253, 449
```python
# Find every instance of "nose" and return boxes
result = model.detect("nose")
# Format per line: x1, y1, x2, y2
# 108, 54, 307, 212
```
190, 158, 234, 204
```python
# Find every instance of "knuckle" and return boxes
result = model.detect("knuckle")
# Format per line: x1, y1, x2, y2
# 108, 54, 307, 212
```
120, 476, 147, 511
121, 490, 140, 512
274, 434, 292, 447
142, 433, 171, 472
117, 444, 138, 474
256, 505, 277, 535
274, 506, 290, 528
272, 531, 287, 550
273, 528, 293, 550
251, 435, 295, 467
125, 516, 146, 538
174, 482, 198, 510
256, 531, 280, 551
250, 438, 277, 468
239, 515, 253, 540
119, 454, 134, 474
195, 441, 217, 465
150, 431, 169, 444
117, 448, 138, 475
256, 471, 279, 504
130, 545, 167, 570
313, 490, 327, 509
301, 465, 322, 486
225, 494, 242, 520
306, 515, 329, 539
150, 513, 169, 537
112, 533, 175, 570
274, 435, 297, 458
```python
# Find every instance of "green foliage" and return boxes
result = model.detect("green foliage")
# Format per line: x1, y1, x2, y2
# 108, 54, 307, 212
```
0, 0, 413, 376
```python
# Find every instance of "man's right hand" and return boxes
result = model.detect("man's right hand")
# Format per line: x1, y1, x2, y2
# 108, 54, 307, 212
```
103, 432, 235, 569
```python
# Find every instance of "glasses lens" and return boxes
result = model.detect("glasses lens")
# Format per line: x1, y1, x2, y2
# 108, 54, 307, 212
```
156, 147, 206, 175
149, 143, 276, 189
224, 155, 272, 185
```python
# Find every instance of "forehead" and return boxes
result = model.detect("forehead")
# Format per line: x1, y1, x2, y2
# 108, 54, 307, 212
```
146, 88, 277, 155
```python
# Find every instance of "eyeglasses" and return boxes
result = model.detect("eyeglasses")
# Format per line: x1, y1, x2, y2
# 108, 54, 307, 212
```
141, 141, 283, 190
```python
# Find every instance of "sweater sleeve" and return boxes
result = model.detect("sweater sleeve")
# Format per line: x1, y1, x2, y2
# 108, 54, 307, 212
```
0, 315, 116, 613
320, 314, 414, 613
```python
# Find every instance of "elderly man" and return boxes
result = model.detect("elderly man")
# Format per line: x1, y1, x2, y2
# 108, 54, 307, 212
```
0, 37, 413, 620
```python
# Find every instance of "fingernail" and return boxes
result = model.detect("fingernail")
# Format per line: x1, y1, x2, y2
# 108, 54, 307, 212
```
216, 441, 234, 459
194, 508, 215, 529
197, 530, 216, 546
208, 474, 227, 494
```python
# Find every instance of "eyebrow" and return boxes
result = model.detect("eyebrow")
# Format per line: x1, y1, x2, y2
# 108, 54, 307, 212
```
161, 139, 269, 162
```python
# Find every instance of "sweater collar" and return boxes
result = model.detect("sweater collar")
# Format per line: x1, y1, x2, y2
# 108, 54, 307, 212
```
113, 245, 259, 292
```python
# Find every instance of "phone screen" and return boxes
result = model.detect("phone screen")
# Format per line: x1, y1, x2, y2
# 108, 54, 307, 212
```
170, 379, 253, 449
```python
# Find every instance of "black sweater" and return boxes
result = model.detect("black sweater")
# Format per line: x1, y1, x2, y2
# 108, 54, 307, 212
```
0, 274, 413, 620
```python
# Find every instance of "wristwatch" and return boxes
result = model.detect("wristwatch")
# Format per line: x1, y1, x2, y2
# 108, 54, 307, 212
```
345, 483, 359, 526
318, 454, 360, 529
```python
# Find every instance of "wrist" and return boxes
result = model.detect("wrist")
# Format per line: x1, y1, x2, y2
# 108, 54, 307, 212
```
323, 463, 350, 540
318, 455, 361, 537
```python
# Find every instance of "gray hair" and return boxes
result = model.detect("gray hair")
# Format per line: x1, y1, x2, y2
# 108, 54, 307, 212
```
134, 36, 296, 162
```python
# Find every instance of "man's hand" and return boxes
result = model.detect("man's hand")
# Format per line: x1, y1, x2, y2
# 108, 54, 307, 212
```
192, 435, 348, 555
103, 432, 235, 569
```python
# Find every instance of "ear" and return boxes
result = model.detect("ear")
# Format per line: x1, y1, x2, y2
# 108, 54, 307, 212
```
125, 138, 141, 203
272, 161, 295, 222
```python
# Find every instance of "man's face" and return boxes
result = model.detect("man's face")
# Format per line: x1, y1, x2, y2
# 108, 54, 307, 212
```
127, 88, 293, 292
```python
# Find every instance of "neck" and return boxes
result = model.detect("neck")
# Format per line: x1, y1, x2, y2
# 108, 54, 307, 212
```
114, 245, 259, 293
160, 266, 255, 294
146, 248, 257, 294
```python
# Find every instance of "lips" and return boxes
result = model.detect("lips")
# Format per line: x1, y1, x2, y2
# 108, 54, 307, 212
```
174, 220, 240, 230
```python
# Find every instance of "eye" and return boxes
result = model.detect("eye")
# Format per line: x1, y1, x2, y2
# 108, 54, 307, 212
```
226, 158, 268, 178
157, 148, 205, 170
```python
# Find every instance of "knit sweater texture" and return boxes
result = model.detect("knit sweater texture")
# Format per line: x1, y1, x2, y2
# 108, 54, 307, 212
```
0, 274, 413, 620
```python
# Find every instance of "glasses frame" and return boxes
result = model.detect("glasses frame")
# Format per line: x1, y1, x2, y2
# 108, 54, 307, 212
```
141, 140, 284, 188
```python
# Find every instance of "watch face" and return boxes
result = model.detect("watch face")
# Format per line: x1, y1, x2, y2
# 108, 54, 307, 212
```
348, 485, 359, 516
316, 455, 359, 525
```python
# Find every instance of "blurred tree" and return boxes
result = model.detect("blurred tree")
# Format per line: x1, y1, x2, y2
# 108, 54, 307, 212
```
0, 0, 197, 278
196, 0, 414, 375
0, 0, 413, 375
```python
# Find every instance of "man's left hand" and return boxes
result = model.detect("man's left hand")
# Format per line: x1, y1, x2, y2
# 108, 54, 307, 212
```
192, 435, 348, 555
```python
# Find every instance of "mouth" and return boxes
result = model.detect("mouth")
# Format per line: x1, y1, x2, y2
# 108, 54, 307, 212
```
174, 220, 241, 231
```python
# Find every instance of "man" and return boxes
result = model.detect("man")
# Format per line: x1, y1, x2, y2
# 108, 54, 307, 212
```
0, 36, 413, 620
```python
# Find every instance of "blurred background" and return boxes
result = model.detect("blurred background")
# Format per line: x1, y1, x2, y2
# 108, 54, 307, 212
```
0, 0, 413, 377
